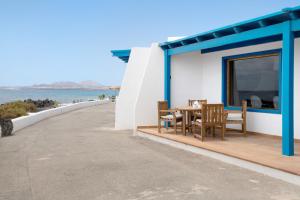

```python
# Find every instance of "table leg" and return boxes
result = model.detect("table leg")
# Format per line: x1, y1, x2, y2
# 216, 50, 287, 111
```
183, 111, 186, 135
188, 111, 191, 133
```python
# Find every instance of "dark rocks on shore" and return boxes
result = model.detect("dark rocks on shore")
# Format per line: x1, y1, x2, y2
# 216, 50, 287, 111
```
24, 99, 57, 111
0, 119, 13, 137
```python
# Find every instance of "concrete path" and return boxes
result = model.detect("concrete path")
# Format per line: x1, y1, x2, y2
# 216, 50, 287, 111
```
0, 103, 300, 200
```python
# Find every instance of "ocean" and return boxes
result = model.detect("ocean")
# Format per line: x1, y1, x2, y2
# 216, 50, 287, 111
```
0, 88, 118, 104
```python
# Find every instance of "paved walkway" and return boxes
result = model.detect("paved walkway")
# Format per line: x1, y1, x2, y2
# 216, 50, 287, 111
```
0, 103, 300, 200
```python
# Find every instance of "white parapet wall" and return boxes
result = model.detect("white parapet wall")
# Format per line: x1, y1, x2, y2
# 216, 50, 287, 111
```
115, 47, 151, 129
114, 43, 164, 130
134, 43, 164, 127
10, 99, 109, 134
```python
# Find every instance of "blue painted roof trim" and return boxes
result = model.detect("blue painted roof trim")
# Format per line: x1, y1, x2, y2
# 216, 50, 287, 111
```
160, 6, 300, 50
111, 49, 131, 63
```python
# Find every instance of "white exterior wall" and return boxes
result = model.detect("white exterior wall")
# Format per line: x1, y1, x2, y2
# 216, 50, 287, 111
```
115, 44, 164, 130
115, 47, 151, 129
134, 44, 164, 127
171, 40, 300, 139
294, 39, 300, 139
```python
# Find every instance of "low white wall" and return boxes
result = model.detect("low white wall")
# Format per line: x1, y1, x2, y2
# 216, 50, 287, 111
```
10, 100, 109, 134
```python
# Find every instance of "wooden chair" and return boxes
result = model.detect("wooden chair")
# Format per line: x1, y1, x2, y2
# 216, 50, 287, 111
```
158, 101, 183, 134
225, 100, 247, 136
188, 99, 207, 132
193, 104, 226, 141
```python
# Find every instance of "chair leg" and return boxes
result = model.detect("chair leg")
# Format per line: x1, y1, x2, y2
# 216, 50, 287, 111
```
192, 123, 195, 135
242, 122, 247, 136
158, 119, 161, 133
201, 126, 205, 142
221, 125, 225, 140
188, 113, 192, 132
174, 120, 177, 134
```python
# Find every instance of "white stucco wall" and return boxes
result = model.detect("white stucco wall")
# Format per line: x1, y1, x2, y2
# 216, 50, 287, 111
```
115, 44, 164, 130
294, 39, 300, 139
115, 47, 150, 129
9, 100, 109, 134
171, 40, 300, 139
134, 43, 164, 127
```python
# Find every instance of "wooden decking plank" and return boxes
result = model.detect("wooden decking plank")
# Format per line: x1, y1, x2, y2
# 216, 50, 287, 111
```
137, 127, 300, 175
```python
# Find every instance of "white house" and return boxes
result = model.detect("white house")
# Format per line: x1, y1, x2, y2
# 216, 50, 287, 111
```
112, 6, 300, 156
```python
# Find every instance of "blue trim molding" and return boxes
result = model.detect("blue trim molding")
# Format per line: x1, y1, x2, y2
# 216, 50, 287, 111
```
201, 35, 282, 54
164, 50, 171, 108
222, 49, 282, 114
111, 49, 131, 63
282, 21, 294, 156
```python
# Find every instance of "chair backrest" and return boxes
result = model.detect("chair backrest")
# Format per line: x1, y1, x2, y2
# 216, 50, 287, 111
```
242, 100, 247, 120
158, 101, 168, 117
202, 104, 225, 125
250, 95, 262, 108
188, 99, 207, 107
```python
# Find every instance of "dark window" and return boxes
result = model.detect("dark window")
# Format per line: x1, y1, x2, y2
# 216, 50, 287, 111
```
227, 53, 280, 110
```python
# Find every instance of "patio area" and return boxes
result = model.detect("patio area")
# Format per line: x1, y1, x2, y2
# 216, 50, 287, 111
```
137, 126, 300, 175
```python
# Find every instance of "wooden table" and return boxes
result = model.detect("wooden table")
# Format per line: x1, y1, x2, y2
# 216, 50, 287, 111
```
177, 106, 202, 135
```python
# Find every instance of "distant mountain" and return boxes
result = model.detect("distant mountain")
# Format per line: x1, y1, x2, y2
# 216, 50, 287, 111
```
29, 81, 110, 90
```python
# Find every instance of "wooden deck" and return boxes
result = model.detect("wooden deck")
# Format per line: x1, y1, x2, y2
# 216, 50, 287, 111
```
137, 127, 300, 176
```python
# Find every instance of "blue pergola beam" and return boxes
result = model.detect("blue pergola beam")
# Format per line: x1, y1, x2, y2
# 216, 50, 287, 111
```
291, 19, 300, 31
289, 12, 298, 20
195, 37, 203, 42
258, 20, 268, 27
160, 6, 300, 50
213, 32, 221, 38
233, 27, 242, 33
167, 23, 284, 56
282, 21, 294, 156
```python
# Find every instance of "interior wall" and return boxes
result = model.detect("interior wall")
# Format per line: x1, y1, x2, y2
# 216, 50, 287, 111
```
170, 40, 300, 137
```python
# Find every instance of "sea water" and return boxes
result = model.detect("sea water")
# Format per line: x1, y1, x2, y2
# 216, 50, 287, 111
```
0, 88, 117, 104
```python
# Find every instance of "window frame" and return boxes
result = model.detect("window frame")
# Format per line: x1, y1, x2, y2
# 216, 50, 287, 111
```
222, 49, 282, 114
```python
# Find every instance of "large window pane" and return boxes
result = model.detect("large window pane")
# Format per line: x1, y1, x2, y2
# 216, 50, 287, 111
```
227, 54, 280, 109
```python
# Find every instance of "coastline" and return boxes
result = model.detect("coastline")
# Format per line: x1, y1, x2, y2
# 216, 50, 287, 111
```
0, 99, 110, 135
0, 88, 118, 104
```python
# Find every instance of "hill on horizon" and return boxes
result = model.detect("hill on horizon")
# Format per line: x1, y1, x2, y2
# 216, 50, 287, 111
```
30, 81, 109, 90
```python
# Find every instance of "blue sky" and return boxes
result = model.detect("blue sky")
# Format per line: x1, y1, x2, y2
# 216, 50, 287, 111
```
1, 0, 300, 86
